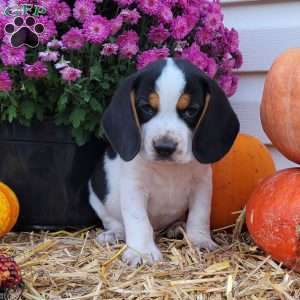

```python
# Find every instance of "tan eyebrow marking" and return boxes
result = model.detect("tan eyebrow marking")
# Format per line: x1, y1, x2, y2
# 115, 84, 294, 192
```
149, 92, 160, 109
176, 93, 191, 110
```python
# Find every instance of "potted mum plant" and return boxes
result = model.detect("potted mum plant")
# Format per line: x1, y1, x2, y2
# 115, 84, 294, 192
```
0, 0, 242, 229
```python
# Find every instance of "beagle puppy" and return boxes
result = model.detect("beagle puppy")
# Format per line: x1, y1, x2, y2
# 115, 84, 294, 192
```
89, 58, 239, 266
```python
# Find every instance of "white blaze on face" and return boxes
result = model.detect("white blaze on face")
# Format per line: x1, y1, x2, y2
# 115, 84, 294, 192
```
156, 58, 186, 115
140, 58, 194, 163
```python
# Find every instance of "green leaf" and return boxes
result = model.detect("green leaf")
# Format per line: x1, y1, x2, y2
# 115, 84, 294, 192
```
20, 101, 35, 120
119, 65, 127, 72
82, 90, 91, 103
69, 108, 86, 128
58, 94, 68, 112
72, 127, 89, 146
96, 125, 104, 138
7, 105, 17, 122
101, 82, 110, 90
24, 81, 37, 99
0, 92, 9, 100
90, 98, 102, 112
90, 65, 103, 81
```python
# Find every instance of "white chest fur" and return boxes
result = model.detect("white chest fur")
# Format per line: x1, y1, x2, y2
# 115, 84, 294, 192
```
105, 155, 211, 231
145, 162, 193, 230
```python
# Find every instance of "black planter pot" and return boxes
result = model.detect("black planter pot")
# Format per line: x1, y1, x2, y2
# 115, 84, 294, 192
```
0, 122, 104, 230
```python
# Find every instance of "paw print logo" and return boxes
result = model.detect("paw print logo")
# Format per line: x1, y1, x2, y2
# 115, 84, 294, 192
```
4, 16, 44, 48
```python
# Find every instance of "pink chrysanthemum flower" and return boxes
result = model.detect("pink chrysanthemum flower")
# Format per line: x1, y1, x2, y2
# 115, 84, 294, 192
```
117, 30, 139, 58
148, 24, 169, 44
55, 56, 71, 69
138, 0, 161, 16
0, 44, 25, 66
232, 50, 243, 69
60, 67, 82, 82
120, 9, 140, 25
157, 4, 173, 24
101, 43, 119, 56
184, 4, 201, 20
137, 47, 169, 69
24, 61, 48, 79
171, 16, 191, 40
224, 28, 239, 53
0, 71, 13, 92
181, 43, 209, 72
110, 15, 123, 35
38, 50, 59, 62
206, 57, 217, 78
218, 74, 238, 97
83, 15, 111, 44
0, 17, 6, 40
195, 29, 214, 46
36, 16, 57, 44
73, 0, 95, 23
62, 28, 85, 50
0, 0, 7, 12
163, 0, 177, 7
114, 0, 134, 7
205, 11, 223, 31
47, 39, 63, 49
177, 0, 188, 9
39, 0, 58, 10
48, 1, 71, 23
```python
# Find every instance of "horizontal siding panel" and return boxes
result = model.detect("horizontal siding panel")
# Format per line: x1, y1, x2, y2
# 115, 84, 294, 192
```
229, 73, 269, 143
221, 0, 300, 169
267, 146, 298, 170
231, 101, 269, 144
230, 72, 265, 104
236, 27, 300, 72
222, 1, 300, 72
221, 0, 259, 4
222, 1, 300, 30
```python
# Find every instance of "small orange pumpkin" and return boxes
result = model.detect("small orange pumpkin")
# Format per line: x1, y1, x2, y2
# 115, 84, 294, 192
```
0, 182, 19, 237
246, 168, 300, 271
211, 134, 276, 229
261, 48, 300, 163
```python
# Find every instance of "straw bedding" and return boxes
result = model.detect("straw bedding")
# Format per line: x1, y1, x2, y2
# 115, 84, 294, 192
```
1, 214, 300, 300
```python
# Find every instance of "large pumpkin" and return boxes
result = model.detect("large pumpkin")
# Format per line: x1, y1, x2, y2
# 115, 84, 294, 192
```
211, 134, 276, 229
0, 182, 19, 237
246, 168, 300, 271
261, 48, 300, 163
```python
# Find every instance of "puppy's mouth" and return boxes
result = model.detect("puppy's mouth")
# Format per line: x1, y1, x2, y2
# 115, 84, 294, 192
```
154, 155, 175, 162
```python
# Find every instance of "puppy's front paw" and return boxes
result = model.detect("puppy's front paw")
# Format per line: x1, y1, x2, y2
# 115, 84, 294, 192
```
122, 244, 162, 267
187, 232, 218, 251
96, 229, 125, 245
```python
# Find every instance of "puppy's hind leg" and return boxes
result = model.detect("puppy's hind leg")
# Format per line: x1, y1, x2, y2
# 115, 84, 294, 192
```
88, 182, 124, 244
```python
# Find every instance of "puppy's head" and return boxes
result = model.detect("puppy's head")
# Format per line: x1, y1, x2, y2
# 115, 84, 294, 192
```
102, 58, 239, 164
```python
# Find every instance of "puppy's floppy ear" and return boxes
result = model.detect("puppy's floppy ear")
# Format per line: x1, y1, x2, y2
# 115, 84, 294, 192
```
102, 73, 141, 161
193, 75, 240, 163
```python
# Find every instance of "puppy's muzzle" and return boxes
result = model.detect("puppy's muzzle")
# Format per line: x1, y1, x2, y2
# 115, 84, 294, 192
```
153, 137, 178, 159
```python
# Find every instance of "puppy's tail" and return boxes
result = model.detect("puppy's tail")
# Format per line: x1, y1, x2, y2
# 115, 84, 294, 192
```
88, 180, 109, 223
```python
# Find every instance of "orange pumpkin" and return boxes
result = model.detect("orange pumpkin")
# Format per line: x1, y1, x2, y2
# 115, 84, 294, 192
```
246, 168, 300, 271
261, 48, 300, 163
0, 182, 19, 237
211, 134, 276, 229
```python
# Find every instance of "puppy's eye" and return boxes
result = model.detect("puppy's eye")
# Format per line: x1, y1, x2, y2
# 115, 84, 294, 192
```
182, 106, 199, 119
139, 103, 156, 116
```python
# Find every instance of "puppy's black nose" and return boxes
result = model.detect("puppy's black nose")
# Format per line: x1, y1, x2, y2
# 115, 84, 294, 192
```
153, 139, 177, 157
